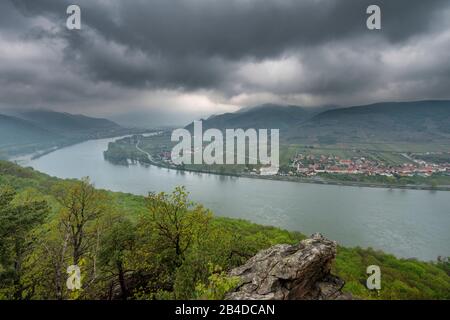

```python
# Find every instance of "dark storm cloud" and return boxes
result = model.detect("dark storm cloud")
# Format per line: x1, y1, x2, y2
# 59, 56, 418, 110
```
1, 0, 450, 120
14, 0, 448, 56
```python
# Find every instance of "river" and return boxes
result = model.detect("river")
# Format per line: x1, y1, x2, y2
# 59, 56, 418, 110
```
23, 136, 450, 261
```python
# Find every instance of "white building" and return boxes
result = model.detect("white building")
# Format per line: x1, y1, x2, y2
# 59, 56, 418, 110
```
260, 166, 279, 176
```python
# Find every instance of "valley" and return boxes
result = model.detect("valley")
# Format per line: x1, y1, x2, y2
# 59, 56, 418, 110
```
103, 101, 450, 190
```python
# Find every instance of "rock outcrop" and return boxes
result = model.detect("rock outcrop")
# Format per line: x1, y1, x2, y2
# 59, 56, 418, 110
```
226, 233, 351, 300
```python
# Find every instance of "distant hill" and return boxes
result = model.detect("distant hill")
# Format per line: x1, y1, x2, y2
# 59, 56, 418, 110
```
0, 114, 61, 150
186, 104, 318, 132
186, 100, 450, 146
17, 110, 122, 138
0, 110, 132, 158
287, 100, 450, 144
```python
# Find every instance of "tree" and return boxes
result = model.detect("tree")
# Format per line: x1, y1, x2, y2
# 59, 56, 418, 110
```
99, 217, 136, 300
127, 187, 212, 299
194, 264, 239, 300
145, 186, 212, 263
51, 178, 108, 299
0, 186, 49, 299
54, 178, 107, 266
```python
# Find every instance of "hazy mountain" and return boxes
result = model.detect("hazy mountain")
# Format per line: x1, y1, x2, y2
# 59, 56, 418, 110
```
187, 104, 318, 132
0, 114, 62, 158
0, 114, 61, 146
2, 101, 449, 158
0, 110, 131, 158
185, 100, 450, 145
287, 100, 450, 144
17, 110, 122, 138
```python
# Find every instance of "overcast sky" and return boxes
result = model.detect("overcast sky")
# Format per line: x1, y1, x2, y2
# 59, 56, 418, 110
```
1, 0, 449, 126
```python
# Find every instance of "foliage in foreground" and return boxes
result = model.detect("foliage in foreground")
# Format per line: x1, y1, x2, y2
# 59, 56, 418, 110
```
0, 160, 448, 300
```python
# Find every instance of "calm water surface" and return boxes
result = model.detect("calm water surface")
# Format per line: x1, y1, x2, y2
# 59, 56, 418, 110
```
24, 137, 450, 261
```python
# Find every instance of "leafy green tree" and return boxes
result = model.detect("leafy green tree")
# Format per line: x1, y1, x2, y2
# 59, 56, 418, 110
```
53, 178, 107, 266
47, 178, 110, 299
99, 217, 136, 300
194, 264, 239, 300
129, 187, 212, 298
145, 186, 212, 263
0, 186, 49, 299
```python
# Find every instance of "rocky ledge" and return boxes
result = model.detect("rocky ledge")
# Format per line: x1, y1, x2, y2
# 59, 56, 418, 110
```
226, 233, 351, 300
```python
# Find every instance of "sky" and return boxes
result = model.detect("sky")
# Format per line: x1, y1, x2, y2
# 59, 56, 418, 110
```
0, 0, 450, 127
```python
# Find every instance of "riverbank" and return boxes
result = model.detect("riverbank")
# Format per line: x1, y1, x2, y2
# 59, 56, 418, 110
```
10, 130, 156, 165
103, 133, 450, 192
127, 155, 450, 192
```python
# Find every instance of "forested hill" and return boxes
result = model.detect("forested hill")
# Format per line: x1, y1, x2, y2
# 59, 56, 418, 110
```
289, 100, 450, 144
0, 114, 61, 146
0, 160, 448, 300
186, 104, 318, 131
0, 110, 136, 158
186, 100, 450, 145
0, 114, 62, 158
16, 110, 122, 136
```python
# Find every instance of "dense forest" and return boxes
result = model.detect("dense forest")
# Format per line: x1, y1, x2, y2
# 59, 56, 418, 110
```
0, 160, 448, 300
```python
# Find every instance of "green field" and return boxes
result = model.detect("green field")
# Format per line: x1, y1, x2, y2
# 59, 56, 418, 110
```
103, 134, 450, 188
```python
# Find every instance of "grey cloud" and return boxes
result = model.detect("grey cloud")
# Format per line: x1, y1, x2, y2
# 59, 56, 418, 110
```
1, 0, 450, 118
14, 0, 448, 57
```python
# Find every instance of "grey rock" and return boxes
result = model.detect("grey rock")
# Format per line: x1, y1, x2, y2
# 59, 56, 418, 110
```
226, 233, 351, 300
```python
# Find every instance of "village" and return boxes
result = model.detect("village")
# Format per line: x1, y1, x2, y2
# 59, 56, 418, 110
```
153, 143, 450, 178
286, 152, 450, 178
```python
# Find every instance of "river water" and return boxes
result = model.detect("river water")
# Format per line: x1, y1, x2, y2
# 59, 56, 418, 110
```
23, 136, 450, 261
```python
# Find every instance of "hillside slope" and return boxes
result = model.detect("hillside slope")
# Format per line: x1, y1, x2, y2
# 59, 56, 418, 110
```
0, 110, 131, 158
186, 100, 450, 146
289, 100, 450, 144
186, 104, 317, 132
17, 110, 122, 137
0, 114, 62, 157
